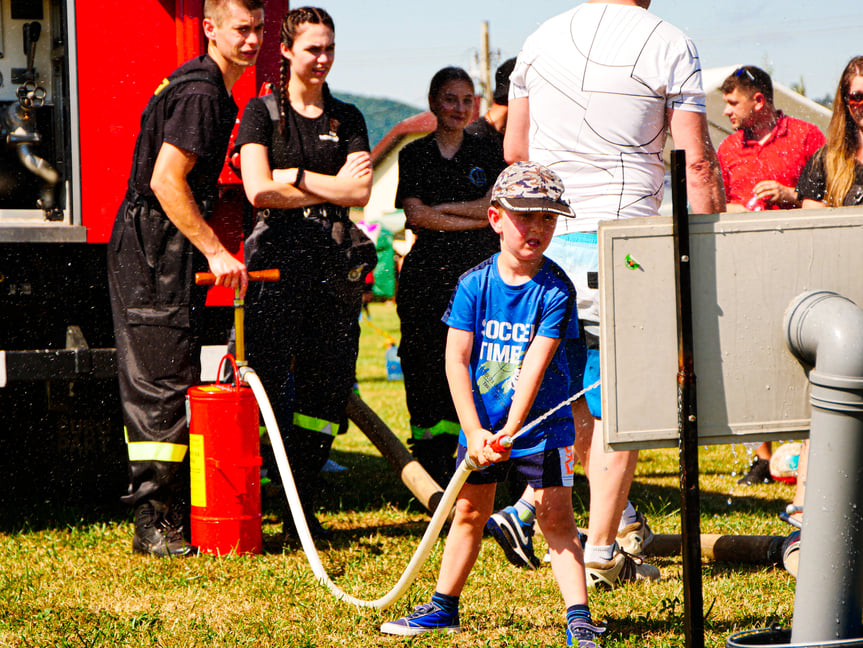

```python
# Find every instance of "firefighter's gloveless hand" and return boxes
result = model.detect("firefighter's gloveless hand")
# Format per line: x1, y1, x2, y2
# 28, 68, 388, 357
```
208, 248, 248, 296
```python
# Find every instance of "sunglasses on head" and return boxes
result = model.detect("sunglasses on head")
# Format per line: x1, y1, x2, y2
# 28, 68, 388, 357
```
734, 67, 756, 83
847, 92, 863, 109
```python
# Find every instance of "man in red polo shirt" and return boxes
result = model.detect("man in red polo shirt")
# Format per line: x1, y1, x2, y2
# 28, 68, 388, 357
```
719, 65, 823, 485
718, 65, 825, 212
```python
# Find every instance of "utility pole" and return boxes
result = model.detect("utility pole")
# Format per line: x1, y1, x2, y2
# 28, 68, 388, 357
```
480, 21, 492, 113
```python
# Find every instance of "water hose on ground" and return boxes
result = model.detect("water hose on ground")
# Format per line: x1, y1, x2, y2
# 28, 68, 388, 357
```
242, 363, 598, 609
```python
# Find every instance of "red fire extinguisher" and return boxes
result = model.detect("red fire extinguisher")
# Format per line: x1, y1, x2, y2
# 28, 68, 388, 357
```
188, 353, 262, 555
188, 269, 279, 555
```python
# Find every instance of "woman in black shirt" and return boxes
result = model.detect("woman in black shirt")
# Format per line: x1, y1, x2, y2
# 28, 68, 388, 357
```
235, 6, 373, 538
798, 56, 863, 208
396, 66, 505, 486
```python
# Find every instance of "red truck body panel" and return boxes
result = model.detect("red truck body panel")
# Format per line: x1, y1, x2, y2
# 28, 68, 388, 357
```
74, 0, 288, 243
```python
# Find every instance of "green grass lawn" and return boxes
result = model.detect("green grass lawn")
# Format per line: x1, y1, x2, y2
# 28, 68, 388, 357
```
0, 301, 800, 647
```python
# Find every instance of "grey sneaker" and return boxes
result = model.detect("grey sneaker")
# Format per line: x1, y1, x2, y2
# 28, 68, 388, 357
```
567, 618, 606, 647
616, 509, 654, 555
782, 531, 801, 578
585, 546, 660, 589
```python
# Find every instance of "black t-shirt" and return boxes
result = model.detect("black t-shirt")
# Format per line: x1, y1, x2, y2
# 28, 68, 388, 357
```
235, 89, 369, 178
465, 116, 504, 156
395, 131, 504, 271
128, 55, 238, 207
797, 147, 863, 206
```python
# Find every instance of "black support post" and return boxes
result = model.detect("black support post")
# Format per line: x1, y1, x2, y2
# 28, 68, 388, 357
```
671, 149, 704, 648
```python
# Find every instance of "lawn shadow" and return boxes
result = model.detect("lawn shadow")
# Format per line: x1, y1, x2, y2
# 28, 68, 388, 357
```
262, 517, 436, 555
1, 491, 129, 533
606, 611, 789, 643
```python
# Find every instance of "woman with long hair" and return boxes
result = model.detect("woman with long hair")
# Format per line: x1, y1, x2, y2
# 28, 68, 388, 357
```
395, 66, 506, 486
234, 6, 374, 538
798, 56, 863, 207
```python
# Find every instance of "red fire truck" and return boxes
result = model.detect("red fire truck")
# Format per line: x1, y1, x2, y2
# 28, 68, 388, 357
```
0, 0, 288, 503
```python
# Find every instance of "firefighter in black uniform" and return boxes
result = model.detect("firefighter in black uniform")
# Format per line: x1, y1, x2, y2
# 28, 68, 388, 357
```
395, 67, 504, 487
234, 7, 374, 538
107, 0, 264, 557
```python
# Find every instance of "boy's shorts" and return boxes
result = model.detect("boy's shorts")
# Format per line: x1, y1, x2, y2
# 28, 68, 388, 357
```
545, 232, 602, 419
458, 444, 577, 488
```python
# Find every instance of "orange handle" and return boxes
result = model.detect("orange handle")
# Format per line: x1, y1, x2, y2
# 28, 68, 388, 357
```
194, 269, 280, 285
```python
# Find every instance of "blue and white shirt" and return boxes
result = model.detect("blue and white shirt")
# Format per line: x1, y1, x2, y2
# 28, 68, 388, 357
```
443, 254, 579, 456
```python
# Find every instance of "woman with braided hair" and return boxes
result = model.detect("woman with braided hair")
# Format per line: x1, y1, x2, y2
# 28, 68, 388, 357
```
235, 6, 374, 539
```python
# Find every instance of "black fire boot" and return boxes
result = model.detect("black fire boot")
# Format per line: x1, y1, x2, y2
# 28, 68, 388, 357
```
132, 500, 197, 557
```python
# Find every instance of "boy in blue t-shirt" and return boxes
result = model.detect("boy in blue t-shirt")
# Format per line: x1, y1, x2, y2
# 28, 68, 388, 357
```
381, 162, 603, 647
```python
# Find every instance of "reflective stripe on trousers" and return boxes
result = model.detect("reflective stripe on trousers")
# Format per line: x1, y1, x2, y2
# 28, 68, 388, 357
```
411, 419, 461, 441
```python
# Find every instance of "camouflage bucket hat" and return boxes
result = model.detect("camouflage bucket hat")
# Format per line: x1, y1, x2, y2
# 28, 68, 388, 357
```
491, 161, 575, 217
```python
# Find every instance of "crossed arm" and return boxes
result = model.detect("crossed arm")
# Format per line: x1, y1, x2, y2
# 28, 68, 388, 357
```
401, 193, 493, 232
240, 142, 372, 210
726, 180, 801, 211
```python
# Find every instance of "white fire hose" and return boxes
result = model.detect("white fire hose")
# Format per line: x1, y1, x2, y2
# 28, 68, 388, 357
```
241, 364, 597, 609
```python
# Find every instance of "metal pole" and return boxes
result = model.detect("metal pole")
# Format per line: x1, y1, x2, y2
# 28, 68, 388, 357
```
480, 21, 492, 111
785, 291, 863, 643
234, 288, 246, 365
671, 149, 704, 648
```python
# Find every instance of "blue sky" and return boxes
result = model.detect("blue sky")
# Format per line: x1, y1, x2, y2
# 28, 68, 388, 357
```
308, 0, 862, 108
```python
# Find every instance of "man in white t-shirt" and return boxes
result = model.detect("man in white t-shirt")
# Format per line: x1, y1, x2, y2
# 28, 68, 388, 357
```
491, 0, 724, 588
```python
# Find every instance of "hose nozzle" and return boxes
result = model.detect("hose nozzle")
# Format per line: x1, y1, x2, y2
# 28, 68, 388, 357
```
488, 435, 513, 453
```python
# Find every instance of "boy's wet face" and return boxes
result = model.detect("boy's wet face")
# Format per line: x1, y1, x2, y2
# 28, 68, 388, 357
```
492, 207, 557, 263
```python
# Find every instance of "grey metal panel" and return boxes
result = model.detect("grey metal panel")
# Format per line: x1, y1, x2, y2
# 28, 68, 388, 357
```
598, 207, 863, 450
0, 223, 86, 241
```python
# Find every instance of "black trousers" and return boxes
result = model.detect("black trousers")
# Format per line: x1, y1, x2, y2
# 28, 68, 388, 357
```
243, 215, 363, 495
107, 198, 206, 508
396, 258, 463, 486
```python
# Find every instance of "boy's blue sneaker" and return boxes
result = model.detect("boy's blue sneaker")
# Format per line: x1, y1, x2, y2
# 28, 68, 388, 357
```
379, 602, 461, 636
486, 506, 541, 569
567, 618, 606, 647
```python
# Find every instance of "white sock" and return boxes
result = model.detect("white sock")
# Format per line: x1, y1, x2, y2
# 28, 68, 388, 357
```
584, 543, 615, 564
618, 501, 637, 531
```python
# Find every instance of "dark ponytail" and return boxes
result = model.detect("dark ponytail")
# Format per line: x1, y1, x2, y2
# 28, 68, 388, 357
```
278, 6, 335, 134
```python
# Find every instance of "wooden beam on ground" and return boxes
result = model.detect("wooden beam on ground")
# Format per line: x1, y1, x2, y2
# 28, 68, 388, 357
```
345, 392, 446, 514
645, 533, 785, 564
